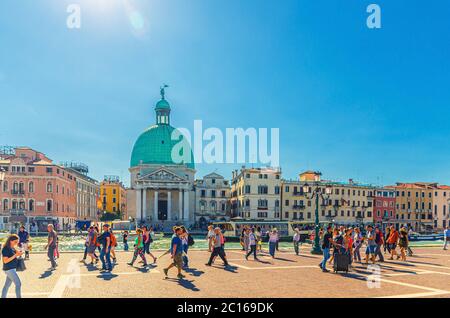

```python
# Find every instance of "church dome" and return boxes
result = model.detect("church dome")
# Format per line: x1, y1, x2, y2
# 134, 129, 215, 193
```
130, 87, 195, 169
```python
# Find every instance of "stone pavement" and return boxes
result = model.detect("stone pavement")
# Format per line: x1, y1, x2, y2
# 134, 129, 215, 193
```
1, 245, 450, 298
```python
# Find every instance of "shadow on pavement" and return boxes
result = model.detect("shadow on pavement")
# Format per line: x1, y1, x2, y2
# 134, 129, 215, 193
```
97, 272, 119, 280
184, 267, 205, 277
165, 277, 200, 292
39, 270, 54, 279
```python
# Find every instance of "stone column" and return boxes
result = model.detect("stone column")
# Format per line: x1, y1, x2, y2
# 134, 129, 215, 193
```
154, 191, 158, 221
167, 191, 172, 221
136, 189, 142, 221
183, 189, 189, 221
142, 188, 147, 221
179, 190, 183, 221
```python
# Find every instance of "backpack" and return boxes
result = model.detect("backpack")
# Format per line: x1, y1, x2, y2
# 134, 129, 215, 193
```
97, 233, 105, 246
188, 234, 195, 246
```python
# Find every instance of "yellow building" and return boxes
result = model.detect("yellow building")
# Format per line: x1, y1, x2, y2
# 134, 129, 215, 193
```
282, 171, 376, 225
100, 176, 127, 217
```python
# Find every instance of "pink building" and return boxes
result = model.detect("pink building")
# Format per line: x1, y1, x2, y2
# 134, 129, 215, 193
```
0, 147, 77, 232
373, 188, 396, 231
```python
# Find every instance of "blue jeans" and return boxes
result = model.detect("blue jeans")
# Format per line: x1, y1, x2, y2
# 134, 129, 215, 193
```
123, 242, 129, 251
269, 242, 276, 257
2, 269, 21, 298
183, 244, 189, 267
321, 248, 330, 270
100, 247, 112, 270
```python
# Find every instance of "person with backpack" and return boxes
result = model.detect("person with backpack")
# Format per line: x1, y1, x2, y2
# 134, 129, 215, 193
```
245, 228, 259, 261
319, 226, 333, 273
374, 226, 384, 262
109, 229, 118, 264
1, 234, 23, 298
128, 228, 147, 267
180, 226, 191, 268
98, 224, 112, 272
142, 226, 157, 264
45, 224, 58, 270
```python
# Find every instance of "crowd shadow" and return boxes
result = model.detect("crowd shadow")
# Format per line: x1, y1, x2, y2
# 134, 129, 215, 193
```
96, 272, 119, 281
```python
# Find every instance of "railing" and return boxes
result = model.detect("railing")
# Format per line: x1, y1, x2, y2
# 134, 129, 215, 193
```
292, 205, 306, 210
11, 189, 25, 195
9, 209, 26, 216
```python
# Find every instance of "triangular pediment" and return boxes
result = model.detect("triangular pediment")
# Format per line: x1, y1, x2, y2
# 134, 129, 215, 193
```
203, 172, 224, 179
138, 168, 187, 182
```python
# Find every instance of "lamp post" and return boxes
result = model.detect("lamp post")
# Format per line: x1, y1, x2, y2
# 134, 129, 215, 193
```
303, 183, 332, 255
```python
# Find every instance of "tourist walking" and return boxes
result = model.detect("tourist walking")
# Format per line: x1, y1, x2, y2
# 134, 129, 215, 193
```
245, 228, 259, 261
399, 227, 409, 262
1, 234, 22, 298
384, 226, 391, 254
45, 224, 58, 270
344, 228, 354, 269
364, 225, 377, 265
268, 228, 279, 258
142, 226, 157, 264
110, 229, 118, 264
255, 227, 263, 253
99, 224, 112, 272
206, 225, 215, 252
206, 227, 229, 267
163, 227, 185, 279
353, 227, 362, 263
243, 227, 250, 254
319, 226, 333, 272
444, 227, 450, 250
123, 231, 129, 251
17, 226, 30, 260
128, 228, 147, 267
375, 226, 384, 262
387, 225, 399, 260
181, 226, 190, 268
293, 228, 301, 256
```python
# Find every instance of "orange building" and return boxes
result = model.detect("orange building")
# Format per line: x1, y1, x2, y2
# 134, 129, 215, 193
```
100, 176, 127, 219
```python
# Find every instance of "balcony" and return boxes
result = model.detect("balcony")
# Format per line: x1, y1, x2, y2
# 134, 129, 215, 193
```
11, 189, 25, 196
9, 209, 26, 216
292, 204, 306, 210
292, 191, 304, 196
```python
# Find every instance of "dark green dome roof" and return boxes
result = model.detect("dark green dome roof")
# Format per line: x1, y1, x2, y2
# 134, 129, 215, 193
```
130, 124, 195, 169
155, 99, 170, 110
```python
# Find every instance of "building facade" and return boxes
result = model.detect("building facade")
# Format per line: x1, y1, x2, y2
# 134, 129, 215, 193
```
0, 147, 77, 232
281, 171, 376, 226
433, 186, 450, 230
231, 167, 281, 220
390, 183, 435, 232
128, 88, 196, 228
100, 176, 127, 217
62, 162, 100, 222
373, 188, 396, 230
194, 173, 230, 227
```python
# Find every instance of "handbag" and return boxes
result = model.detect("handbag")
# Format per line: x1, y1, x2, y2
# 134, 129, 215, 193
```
16, 257, 26, 272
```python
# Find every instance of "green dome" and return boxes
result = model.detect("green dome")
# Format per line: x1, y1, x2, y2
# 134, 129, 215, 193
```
155, 99, 170, 110
130, 124, 195, 169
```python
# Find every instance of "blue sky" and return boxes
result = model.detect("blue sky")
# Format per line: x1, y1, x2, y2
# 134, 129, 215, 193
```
0, 0, 449, 187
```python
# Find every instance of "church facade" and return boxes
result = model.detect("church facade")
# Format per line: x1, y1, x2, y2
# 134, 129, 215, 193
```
128, 87, 196, 228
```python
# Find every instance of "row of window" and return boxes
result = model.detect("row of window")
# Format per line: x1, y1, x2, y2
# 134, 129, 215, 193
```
199, 189, 227, 198
1, 181, 74, 196
1, 198, 71, 213
396, 190, 450, 198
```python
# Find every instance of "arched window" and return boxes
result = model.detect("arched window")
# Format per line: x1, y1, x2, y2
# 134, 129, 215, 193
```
13, 182, 18, 192
19, 182, 24, 193
200, 200, 206, 211
210, 201, 217, 212
29, 199, 34, 212
47, 182, 53, 193
2, 199, 8, 211
29, 181, 34, 193
47, 200, 53, 212
2, 180, 8, 192
12, 200, 18, 210
19, 200, 25, 210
